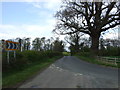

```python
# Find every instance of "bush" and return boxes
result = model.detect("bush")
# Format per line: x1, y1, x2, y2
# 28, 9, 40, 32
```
80, 47, 91, 52
2, 50, 63, 72
98, 47, 119, 56
63, 52, 70, 56
77, 51, 93, 57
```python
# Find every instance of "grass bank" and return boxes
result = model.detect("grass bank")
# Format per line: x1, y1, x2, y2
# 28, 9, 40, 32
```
2, 56, 61, 88
2, 50, 63, 88
76, 52, 119, 68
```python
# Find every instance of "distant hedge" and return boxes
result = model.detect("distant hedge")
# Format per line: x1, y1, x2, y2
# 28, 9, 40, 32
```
76, 47, 119, 57
98, 47, 120, 56
2, 50, 63, 72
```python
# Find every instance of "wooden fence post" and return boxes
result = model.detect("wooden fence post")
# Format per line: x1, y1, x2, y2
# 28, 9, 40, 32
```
115, 58, 117, 66
14, 51, 16, 60
7, 51, 10, 64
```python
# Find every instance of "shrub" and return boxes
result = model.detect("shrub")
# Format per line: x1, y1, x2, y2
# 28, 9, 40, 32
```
2, 50, 63, 72
98, 47, 119, 56
77, 51, 93, 57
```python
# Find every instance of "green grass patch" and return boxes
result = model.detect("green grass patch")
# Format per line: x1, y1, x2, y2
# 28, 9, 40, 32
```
2, 56, 61, 88
62, 52, 70, 56
103, 56, 120, 58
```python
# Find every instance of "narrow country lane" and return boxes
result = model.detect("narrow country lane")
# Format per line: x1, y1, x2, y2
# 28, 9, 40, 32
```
18, 56, 118, 88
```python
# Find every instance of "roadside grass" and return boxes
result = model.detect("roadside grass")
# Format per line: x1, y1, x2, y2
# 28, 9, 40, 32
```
76, 85, 81, 88
76, 55, 119, 68
103, 56, 120, 58
2, 56, 61, 88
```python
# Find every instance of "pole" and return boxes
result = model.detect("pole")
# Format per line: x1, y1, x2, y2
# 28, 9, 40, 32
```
7, 51, 9, 64
20, 46, 23, 52
14, 51, 16, 60
115, 58, 117, 66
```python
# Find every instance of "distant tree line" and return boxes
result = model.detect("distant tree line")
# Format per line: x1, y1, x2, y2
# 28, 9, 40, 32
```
65, 34, 120, 56
2, 35, 119, 56
32, 37, 65, 52
1, 37, 65, 53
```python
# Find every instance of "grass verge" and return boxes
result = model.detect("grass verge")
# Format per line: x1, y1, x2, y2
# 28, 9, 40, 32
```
76, 55, 119, 68
2, 56, 62, 88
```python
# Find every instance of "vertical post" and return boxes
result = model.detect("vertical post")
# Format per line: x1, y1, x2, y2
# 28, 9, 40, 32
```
21, 46, 22, 52
14, 51, 16, 60
7, 51, 9, 64
19, 39, 22, 52
0, 40, 2, 90
115, 58, 117, 66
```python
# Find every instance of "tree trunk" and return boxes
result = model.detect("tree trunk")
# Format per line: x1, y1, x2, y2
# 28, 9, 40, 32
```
74, 36, 80, 54
75, 44, 79, 53
91, 33, 100, 55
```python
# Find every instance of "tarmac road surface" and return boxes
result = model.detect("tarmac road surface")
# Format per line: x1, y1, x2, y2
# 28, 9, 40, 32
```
18, 56, 118, 88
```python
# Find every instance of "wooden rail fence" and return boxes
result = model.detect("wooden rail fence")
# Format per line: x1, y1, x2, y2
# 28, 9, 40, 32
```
96, 56, 120, 66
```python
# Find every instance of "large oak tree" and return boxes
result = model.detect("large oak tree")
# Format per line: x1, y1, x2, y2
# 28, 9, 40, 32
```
53, 0, 120, 54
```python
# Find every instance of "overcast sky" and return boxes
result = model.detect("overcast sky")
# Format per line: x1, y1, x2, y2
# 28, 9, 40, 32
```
0, 0, 119, 42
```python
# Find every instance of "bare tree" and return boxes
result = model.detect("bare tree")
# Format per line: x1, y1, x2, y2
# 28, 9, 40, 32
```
21, 37, 31, 51
53, 38, 65, 52
32, 38, 42, 51
53, 0, 120, 54
65, 32, 84, 54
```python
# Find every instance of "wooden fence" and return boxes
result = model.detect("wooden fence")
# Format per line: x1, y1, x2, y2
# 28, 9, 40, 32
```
96, 56, 120, 66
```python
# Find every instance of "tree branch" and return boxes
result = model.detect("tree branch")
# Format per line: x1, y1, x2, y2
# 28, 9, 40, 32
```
101, 22, 120, 32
